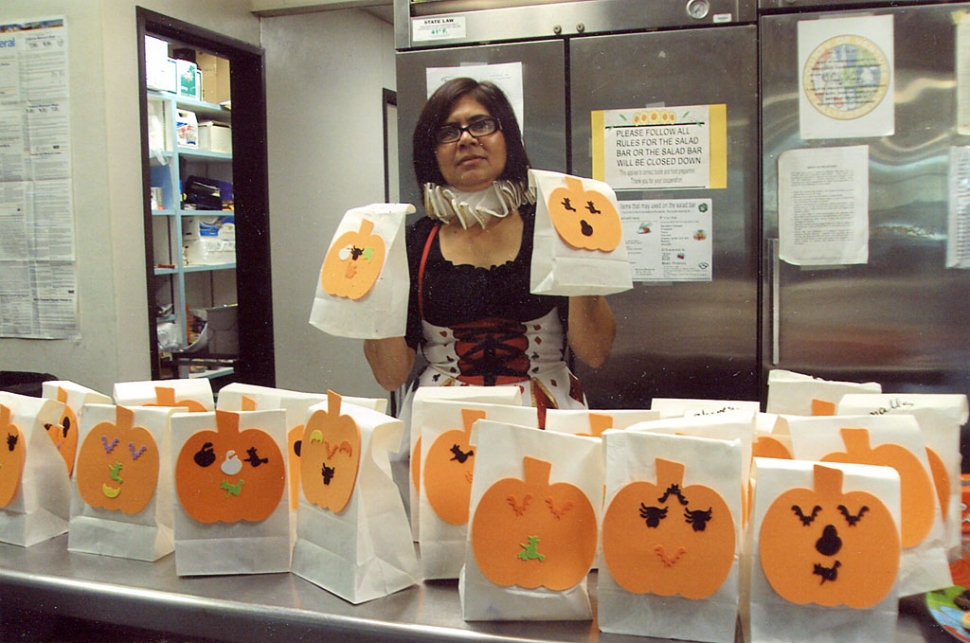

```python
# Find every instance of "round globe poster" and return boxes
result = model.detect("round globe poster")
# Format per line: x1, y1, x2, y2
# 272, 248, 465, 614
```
803, 34, 890, 121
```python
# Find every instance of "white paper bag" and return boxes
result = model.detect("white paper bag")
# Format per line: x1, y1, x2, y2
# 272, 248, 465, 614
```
747, 458, 901, 643
838, 393, 968, 559
651, 398, 761, 419
309, 203, 413, 339
598, 431, 743, 643
41, 380, 112, 477
544, 407, 660, 437
113, 378, 214, 412
785, 413, 951, 596
291, 391, 418, 604
171, 409, 290, 576
0, 392, 70, 547
68, 404, 175, 561
418, 400, 538, 580
460, 420, 602, 621
765, 369, 880, 416
407, 385, 523, 541
529, 169, 633, 296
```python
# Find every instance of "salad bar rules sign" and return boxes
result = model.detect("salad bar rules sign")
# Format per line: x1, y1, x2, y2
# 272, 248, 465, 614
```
592, 105, 727, 191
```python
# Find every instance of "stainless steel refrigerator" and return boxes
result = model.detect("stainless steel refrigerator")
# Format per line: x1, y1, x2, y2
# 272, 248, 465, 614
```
394, 0, 762, 409
760, 1, 970, 408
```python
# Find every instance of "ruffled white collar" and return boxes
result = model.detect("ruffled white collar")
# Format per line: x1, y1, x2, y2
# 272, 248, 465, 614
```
423, 180, 535, 229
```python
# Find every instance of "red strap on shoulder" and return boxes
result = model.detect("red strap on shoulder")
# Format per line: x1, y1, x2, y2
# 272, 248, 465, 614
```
418, 222, 441, 320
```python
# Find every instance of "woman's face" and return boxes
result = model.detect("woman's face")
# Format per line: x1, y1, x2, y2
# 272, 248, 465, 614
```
434, 94, 507, 192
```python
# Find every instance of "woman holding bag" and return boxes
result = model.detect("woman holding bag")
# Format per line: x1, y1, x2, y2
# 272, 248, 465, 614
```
364, 78, 615, 426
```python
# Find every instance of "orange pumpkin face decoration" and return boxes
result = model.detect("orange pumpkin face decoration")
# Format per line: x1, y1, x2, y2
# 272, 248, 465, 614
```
300, 391, 362, 513
547, 176, 622, 252
471, 456, 597, 591
821, 427, 935, 548
76, 406, 160, 515
146, 386, 208, 413
321, 218, 386, 300
175, 410, 285, 524
424, 408, 486, 525
602, 458, 736, 598
759, 464, 900, 608
43, 387, 78, 476
0, 405, 26, 508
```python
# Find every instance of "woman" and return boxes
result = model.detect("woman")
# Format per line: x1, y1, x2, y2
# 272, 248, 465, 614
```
364, 78, 615, 425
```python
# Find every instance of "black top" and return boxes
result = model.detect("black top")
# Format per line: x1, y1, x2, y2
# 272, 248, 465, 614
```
404, 203, 568, 350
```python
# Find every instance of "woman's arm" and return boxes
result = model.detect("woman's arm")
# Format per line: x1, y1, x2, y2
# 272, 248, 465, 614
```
363, 337, 417, 391
566, 295, 616, 369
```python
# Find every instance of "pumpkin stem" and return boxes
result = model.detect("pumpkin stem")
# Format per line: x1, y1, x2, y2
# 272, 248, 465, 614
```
154, 386, 177, 406
584, 413, 613, 438
563, 176, 584, 193
654, 458, 686, 487
240, 396, 257, 411
812, 464, 844, 502
522, 456, 552, 490
57, 387, 69, 404
357, 218, 375, 236
461, 408, 487, 436
327, 389, 342, 417
115, 406, 135, 432
839, 427, 873, 455
0, 405, 10, 426
215, 410, 241, 437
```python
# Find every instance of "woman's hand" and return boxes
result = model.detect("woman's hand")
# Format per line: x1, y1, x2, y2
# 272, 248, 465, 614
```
363, 337, 416, 391
566, 295, 616, 369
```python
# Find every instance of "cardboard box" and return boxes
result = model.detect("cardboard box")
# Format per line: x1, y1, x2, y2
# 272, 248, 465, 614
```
206, 304, 238, 355
183, 215, 235, 265
199, 121, 232, 154
196, 53, 231, 105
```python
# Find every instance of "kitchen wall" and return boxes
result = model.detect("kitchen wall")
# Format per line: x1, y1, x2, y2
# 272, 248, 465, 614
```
262, 10, 396, 398
0, 0, 395, 401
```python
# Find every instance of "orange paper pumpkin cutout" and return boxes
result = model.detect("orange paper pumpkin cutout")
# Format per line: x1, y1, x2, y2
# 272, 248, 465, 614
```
287, 423, 305, 511
471, 456, 597, 591
147, 386, 208, 413
321, 218, 386, 300
42, 387, 78, 476
752, 435, 793, 460
175, 410, 285, 524
925, 447, 950, 522
602, 458, 736, 598
759, 464, 900, 608
811, 399, 837, 416
547, 176, 622, 252
300, 391, 362, 513
76, 406, 160, 515
424, 408, 485, 525
411, 436, 422, 495
577, 413, 613, 438
0, 405, 26, 508
821, 427, 935, 548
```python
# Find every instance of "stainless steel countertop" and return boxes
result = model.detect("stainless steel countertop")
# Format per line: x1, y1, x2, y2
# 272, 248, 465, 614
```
0, 536, 955, 643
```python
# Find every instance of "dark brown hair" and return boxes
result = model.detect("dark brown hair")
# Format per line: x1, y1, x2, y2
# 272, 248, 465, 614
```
412, 77, 531, 191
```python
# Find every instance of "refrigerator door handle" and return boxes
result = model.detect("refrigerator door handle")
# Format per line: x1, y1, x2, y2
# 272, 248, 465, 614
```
766, 237, 780, 365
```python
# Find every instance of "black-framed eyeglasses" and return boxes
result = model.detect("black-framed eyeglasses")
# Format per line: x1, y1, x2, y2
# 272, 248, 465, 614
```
434, 117, 501, 144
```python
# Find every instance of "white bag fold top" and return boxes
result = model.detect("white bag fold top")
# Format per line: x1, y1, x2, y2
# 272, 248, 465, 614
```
765, 369, 880, 416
